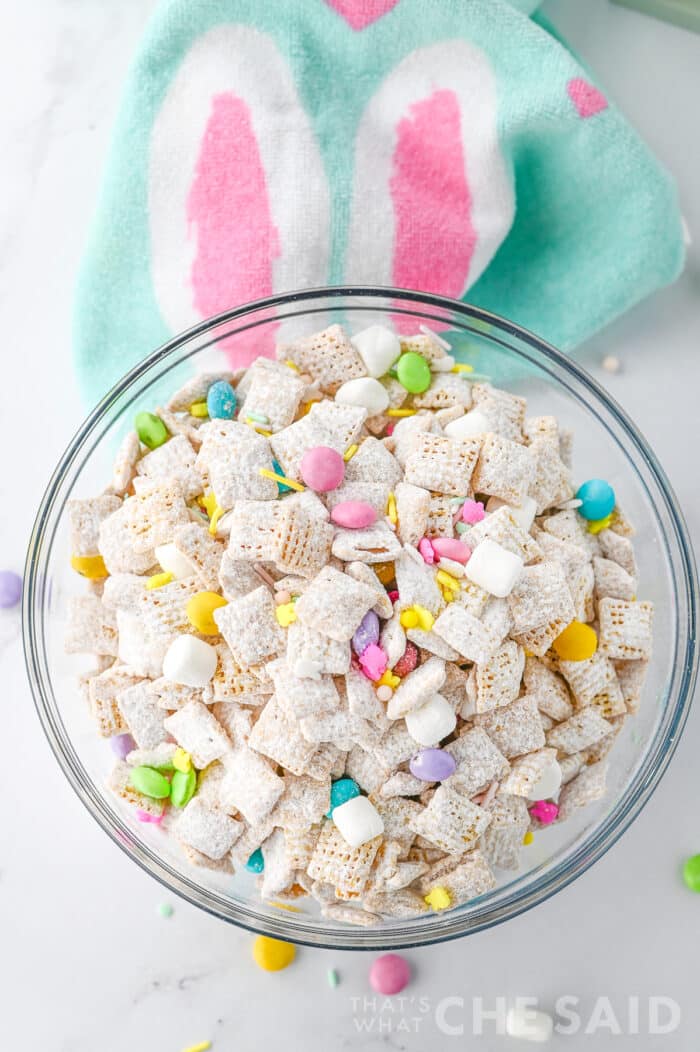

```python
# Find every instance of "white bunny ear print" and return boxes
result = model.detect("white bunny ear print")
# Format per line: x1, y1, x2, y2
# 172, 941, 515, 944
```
345, 40, 514, 314
149, 25, 330, 368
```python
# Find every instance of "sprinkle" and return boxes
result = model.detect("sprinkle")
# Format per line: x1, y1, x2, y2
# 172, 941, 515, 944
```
285, 359, 300, 372
259, 467, 305, 492
420, 324, 452, 351
173, 748, 192, 773
377, 668, 401, 689
181, 1043, 211, 1052
246, 410, 270, 424
587, 513, 613, 535
158, 902, 174, 918
557, 498, 583, 510
327, 968, 340, 988
189, 401, 209, 418
343, 443, 359, 462
522, 831, 534, 846
275, 602, 297, 627
455, 522, 469, 535
424, 886, 452, 910
253, 564, 277, 590
247, 421, 272, 437
450, 363, 474, 373
386, 408, 417, 417
386, 493, 397, 524
146, 571, 174, 590
208, 504, 224, 536
200, 491, 218, 517
270, 901, 302, 913
464, 372, 492, 383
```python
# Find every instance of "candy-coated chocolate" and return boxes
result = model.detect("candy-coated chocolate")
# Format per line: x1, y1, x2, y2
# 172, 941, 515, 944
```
575, 478, 615, 521
352, 610, 380, 656
300, 445, 345, 492
110, 733, 136, 759
396, 352, 431, 394
409, 748, 457, 782
206, 380, 237, 420
245, 848, 265, 873
331, 501, 377, 529
130, 765, 171, 799
552, 621, 597, 662
186, 591, 228, 635
683, 854, 700, 892
170, 768, 196, 808
0, 570, 22, 608
369, 954, 411, 995
253, 935, 296, 972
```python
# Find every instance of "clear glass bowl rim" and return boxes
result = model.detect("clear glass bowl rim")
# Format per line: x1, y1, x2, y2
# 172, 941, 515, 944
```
23, 285, 698, 950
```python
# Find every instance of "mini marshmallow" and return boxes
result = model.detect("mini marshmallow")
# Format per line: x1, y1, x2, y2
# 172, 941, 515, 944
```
527, 758, 562, 801
506, 1003, 554, 1043
162, 635, 218, 687
486, 495, 538, 532
155, 542, 195, 580
444, 409, 492, 441
351, 325, 401, 378
332, 795, 384, 847
335, 377, 390, 417
465, 539, 524, 598
405, 693, 457, 746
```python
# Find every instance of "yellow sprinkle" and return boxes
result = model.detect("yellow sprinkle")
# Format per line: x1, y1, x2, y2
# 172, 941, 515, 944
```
386, 408, 417, 417
451, 363, 474, 373
259, 467, 305, 492
189, 401, 209, 418
301, 400, 319, 417
424, 886, 452, 911
270, 901, 302, 913
208, 504, 224, 536
440, 587, 457, 604
413, 604, 434, 631
200, 491, 218, 517
436, 569, 460, 590
275, 602, 297, 627
247, 422, 272, 437
587, 513, 613, 535
285, 359, 300, 372
173, 748, 192, 774
70, 554, 109, 580
386, 493, 397, 525
377, 669, 401, 689
182, 1043, 211, 1052
146, 571, 173, 590
400, 609, 419, 629
343, 444, 359, 462
523, 831, 534, 846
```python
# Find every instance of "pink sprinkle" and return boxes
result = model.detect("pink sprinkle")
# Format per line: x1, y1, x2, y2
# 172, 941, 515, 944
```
418, 537, 435, 565
359, 643, 388, 682
386, 422, 396, 436
431, 537, 471, 564
387, 589, 399, 603
461, 499, 485, 524
529, 800, 559, 825
136, 809, 163, 824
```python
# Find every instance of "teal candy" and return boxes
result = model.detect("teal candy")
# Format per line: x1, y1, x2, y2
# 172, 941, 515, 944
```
206, 379, 237, 419
74, 0, 684, 405
272, 459, 294, 493
327, 778, 361, 817
575, 478, 616, 521
245, 848, 265, 873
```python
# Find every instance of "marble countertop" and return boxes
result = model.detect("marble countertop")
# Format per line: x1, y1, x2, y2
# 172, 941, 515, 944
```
1, 2, 699, 1049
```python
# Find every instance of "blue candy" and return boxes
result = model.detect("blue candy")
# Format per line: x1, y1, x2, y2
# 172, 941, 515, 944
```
206, 380, 237, 420
327, 777, 361, 817
575, 478, 615, 521
351, 610, 380, 657
245, 848, 265, 873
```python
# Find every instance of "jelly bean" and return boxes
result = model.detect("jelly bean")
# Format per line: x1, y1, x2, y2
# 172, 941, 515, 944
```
146, 571, 173, 590
424, 886, 452, 911
431, 537, 471, 564
409, 748, 456, 781
529, 800, 559, 824
110, 733, 136, 759
206, 380, 237, 420
396, 352, 431, 394
253, 935, 296, 972
245, 848, 265, 873
130, 766, 171, 799
359, 643, 388, 681
352, 610, 380, 656
552, 621, 597, 662
575, 478, 615, 521
418, 537, 435, 565
683, 854, 700, 892
393, 642, 419, 678
461, 499, 485, 524
0, 570, 22, 608
300, 446, 345, 492
369, 953, 411, 995
186, 591, 228, 635
331, 501, 377, 529
327, 777, 361, 817
170, 768, 196, 808
135, 411, 168, 449
70, 554, 108, 580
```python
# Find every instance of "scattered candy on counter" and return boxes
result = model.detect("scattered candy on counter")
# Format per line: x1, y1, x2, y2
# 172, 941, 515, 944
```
252, 935, 296, 972
0, 570, 22, 608
682, 854, 700, 892
369, 953, 411, 995
157, 902, 174, 918
327, 968, 340, 988
181, 1041, 212, 1052
506, 1003, 554, 1042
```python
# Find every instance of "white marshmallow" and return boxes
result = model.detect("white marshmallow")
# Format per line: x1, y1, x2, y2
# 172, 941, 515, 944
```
464, 539, 523, 598
506, 1003, 554, 1043
405, 693, 457, 746
444, 409, 492, 441
332, 795, 384, 847
155, 542, 195, 580
351, 325, 401, 378
485, 495, 537, 532
527, 759, 562, 801
162, 635, 218, 687
335, 377, 390, 416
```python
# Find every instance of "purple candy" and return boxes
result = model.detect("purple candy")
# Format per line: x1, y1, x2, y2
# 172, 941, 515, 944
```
352, 610, 380, 656
111, 733, 136, 759
409, 748, 457, 782
0, 570, 22, 609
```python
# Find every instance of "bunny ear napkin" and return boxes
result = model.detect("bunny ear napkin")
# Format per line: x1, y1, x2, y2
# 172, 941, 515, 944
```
75, 0, 684, 403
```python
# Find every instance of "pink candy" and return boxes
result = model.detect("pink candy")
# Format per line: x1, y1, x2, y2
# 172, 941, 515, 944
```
136, 809, 163, 824
431, 537, 472, 564
359, 643, 388, 681
461, 499, 485, 524
299, 445, 345, 492
529, 800, 559, 825
418, 537, 435, 564
331, 501, 377, 529
387, 589, 399, 603
369, 953, 411, 995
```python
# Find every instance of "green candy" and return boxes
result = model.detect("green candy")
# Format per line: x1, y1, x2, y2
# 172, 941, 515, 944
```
683, 854, 700, 892
170, 768, 197, 808
396, 352, 431, 394
135, 411, 169, 450
129, 765, 171, 799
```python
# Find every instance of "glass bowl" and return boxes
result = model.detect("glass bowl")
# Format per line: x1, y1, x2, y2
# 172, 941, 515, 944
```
24, 287, 698, 950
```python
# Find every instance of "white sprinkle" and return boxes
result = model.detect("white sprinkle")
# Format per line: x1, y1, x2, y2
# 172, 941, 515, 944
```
419, 324, 451, 351
556, 498, 583, 510
602, 355, 621, 374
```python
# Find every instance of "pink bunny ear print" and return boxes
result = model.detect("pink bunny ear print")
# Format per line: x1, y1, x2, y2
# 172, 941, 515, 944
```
149, 25, 330, 369
344, 41, 514, 328
324, 0, 400, 30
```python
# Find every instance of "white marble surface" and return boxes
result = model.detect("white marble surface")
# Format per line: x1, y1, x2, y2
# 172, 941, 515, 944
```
1, 2, 699, 1049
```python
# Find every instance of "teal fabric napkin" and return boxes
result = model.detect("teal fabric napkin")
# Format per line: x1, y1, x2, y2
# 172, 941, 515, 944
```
75, 0, 684, 403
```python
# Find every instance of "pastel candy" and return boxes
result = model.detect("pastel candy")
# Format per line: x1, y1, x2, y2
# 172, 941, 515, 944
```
409, 748, 457, 782
110, 733, 136, 759
327, 777, 361, 816
0, 570, 22, 608
460, 499, 485, 524
575, 478, 615, 520
369, 954, 411, 995
135, 411, 168, 449
352, 610, 380, 655
335, 377, 390, 416
431, 538, 471, 564
300, 445, 345, 492
206, 379, 237, 419
359, 643, 388, 681
331, 501, 377, 528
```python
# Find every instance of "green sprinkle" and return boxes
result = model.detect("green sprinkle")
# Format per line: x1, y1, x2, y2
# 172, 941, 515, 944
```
455, 522, 469, 535
327, 968, 339, 988
158, 902, 174, 918
129, 765, 171, 799
171, 768, 197, 809
134, 411, 169, 450
246, 410, 270, 424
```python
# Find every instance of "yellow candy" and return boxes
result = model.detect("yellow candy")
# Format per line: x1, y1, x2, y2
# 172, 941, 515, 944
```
373, 562, 395, 586
343, 444, 358, 462
587, 513, 613, 535
173, 748, 192, 773
400, 609, 419, 629
189, 401, 209, 418
70, 554, 109, 580
377, 669, 401, 689
208, 504, 224, 536
285, 359, 299, 372
252, 935, 296, 972
386, 493, 397, 524
451, 363, 474, 373
436, 569, 460, 590
275, 602, 297, 627
200, 491, 218, 517
146, 571, 173, 590
186, 591, 228, 635
552, 621, 598, 662
424, 886, 452, 911
523, 831, 534, 846
413, 605, 434, 631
